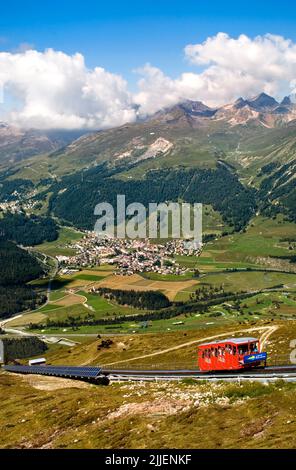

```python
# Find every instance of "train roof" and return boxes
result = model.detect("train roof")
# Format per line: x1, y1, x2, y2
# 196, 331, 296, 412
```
198, 337, 258, 347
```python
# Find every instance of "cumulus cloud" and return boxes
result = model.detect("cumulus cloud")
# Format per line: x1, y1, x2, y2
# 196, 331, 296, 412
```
0, 48, 136, 129
1, 33, 296, 129
136, 33, 296, 115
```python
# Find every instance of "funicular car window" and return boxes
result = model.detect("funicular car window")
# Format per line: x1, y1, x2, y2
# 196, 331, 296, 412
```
250, 342, 259, 352
238, 344, 249, 354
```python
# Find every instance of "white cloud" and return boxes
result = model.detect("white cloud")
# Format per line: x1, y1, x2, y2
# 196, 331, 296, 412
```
0, 48, 136, 129
1, 33, 296, 129
136, 33, 296, 115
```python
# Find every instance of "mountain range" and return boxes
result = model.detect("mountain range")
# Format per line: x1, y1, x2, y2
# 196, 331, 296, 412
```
31, 92, 295, 180
0, 123, 87, 166
1, 92, 296, 169
151, 92, 296, 125
1, 92, 296, 234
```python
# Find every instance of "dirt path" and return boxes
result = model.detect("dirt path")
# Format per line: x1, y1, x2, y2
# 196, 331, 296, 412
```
0, 314, 24, 328
259, 325, 278, 351
101, 325, 279, 367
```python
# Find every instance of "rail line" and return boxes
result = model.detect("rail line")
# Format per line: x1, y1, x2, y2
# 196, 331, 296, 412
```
102, 365, 296, 382
3, 364, 296, 384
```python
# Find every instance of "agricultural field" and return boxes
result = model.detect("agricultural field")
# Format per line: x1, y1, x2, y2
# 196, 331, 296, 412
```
7, 266, 200, 329
32, 226, 84, 257
97, 273, 199, 301
195, 215, 296, 272
8, 269, 296, 337
7, 267, 132, 326
199, 271, 296, 292
23, 281, 296, 336
141, 272, 195, 281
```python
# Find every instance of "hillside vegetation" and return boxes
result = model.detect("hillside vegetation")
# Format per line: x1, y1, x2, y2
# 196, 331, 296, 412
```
0, 212, 58, 246
1, 372, 296, 449
1, 96, 296, 239
48, 163, 256, 231
1, 318, 296, 449
0, 239, 46, 319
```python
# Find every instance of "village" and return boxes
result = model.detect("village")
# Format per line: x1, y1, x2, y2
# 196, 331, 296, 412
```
0, 189, 39, 213
58, 232, 202, 276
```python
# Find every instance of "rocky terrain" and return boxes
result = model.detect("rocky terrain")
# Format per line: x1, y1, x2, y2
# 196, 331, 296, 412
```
1, 92, 296, 176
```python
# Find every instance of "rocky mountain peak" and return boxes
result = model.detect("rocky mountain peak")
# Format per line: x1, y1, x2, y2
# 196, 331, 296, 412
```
233, 97, 248, 109
177, 100, 217, 117
247, 92, 279, 111
281, 96, 292, 106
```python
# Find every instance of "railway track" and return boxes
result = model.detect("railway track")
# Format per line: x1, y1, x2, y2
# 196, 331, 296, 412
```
102, 365, 296, 382
3, 364, 296, 383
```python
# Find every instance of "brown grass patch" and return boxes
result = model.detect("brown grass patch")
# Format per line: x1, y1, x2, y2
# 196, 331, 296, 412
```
7, 312, 47, 327
53, 293, 86, 306
78, 269, 113, 277
18, 374, 90, 391
107, 399, 191, 420
95, 274, 198, 300
65, 279, 94, 288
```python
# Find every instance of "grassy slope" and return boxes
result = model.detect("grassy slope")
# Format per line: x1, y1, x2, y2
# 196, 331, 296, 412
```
195, 215, 296, 271
39, 320, 292, 368
1, 319, 296, 449
1, 371, 296, 449
1, 372, 296, 449
32, 226, 84, 257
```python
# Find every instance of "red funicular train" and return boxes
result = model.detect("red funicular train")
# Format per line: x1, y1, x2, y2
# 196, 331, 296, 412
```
198, 337, 267, 372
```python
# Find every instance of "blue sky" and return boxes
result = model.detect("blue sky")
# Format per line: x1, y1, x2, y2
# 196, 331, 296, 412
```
1, 1, 296, 129
1, 0, 296, 87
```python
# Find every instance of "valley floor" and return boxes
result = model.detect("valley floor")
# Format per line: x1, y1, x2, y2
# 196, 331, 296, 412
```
2, 215, 296, 449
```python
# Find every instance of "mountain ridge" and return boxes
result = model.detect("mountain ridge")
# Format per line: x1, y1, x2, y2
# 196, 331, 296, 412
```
147, 92, 296, 127
0, 124, 88, 167
1, 92, 296, 233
